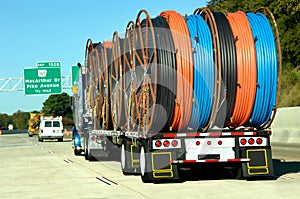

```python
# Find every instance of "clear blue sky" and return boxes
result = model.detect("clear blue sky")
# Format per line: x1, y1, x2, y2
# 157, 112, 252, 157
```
0, 0, 207, 115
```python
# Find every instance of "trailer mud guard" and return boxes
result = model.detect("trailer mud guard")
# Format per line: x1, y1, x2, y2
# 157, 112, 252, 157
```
140, 140, 179, 183
241, 147, 274, 178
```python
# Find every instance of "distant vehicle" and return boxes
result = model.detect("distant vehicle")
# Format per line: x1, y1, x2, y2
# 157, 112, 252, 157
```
38, 116, 64, 142
8, 124, 13, 131
28, 112, 44, 137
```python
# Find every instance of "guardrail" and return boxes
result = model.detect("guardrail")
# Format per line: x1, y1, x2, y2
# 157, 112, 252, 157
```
271, 106, 300, 144
0, 129, 28, 135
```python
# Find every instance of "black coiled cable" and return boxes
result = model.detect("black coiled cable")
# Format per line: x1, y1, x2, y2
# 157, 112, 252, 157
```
150, 16, 176, 132
213, 12, 237, 127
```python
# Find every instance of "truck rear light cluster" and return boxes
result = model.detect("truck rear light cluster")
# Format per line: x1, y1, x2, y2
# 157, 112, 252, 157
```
240, 137, 264, 146
153, 139, 181, 149
195, 140, 223, 146
97, 135, 101, 140
91, 135, 96, 141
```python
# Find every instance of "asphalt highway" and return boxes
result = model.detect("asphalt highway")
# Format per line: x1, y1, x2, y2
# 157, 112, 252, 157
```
0, 133, 299, 199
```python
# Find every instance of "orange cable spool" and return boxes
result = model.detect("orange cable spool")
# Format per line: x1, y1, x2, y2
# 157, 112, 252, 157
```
226, 11, 257, 127
160, 10, 193, 131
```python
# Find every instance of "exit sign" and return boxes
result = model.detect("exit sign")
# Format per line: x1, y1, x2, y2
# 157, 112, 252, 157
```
23, 67, 62, 95
37, 61, 61, 68
71, 65, 80, 94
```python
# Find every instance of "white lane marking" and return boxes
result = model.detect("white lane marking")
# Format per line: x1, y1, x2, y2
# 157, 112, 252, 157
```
278, 175, 293, 180
48, 151, 55, 155
63, 159, 73, 163
96, 177, 117, 185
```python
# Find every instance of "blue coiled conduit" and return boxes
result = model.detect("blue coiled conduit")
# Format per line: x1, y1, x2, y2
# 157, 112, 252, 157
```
187, 15, 214, 130
246, 13, 277, 128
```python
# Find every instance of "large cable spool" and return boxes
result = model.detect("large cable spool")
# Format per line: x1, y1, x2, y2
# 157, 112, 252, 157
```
130, 10, 158, 133
208, 11, 237, 128
226, 11, 257, 128
99, 41, 113, 130
186, 14, 214, 131
111, 31, 127, 130
254, 7, 282, 129
193, 8, 222, 131
160, 10, 193, 131
84, 39, 103, 130
149, 16, 176, 133
122, 21, 136, 131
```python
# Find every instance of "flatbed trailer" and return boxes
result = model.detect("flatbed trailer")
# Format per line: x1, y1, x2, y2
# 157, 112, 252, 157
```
92, 128, 274, 182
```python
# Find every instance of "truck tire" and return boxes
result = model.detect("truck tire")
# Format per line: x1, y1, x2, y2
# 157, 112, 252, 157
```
58, 138, 63, 142
74, 149, 81, 156
85, 149, 89, 160
140, 141, 153, 183
234, 166, 243, 180
121, 143, 136, 175
85, 149, 93, 161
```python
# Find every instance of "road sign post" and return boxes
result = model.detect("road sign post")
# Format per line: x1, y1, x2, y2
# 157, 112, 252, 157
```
23, 67, 62, 95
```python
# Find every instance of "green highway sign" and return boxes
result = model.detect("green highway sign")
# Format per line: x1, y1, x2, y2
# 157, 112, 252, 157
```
37, 61, 61, 68
23, 67, 62, 95
71, 65, 80, 94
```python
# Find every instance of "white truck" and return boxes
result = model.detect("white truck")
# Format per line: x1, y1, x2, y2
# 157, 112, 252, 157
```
38, 116, 64, 142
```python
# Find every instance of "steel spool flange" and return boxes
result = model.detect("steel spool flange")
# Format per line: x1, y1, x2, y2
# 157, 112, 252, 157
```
133, 10, 157, 133
194, 8, 222, 131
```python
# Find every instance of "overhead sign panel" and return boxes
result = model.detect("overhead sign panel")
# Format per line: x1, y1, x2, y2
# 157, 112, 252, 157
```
23, 67, 62, 95
71, 65, 80, 94
37, 61, 61, 68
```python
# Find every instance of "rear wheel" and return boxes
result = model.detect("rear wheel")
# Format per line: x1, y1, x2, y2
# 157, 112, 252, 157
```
233, 165, 243, 179
140, 141, 153, 183
121, 142, 140, 175
74, 149, 81, 156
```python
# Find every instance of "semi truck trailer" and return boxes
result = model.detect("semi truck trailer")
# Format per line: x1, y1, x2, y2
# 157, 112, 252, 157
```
72, 7, 281, 183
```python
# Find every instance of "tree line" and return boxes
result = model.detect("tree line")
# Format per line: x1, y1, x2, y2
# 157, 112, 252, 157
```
207, 0, 300, 107
0, 92, 74, 130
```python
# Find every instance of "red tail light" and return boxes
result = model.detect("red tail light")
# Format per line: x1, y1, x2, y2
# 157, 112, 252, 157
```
240, 138, 247, 145
171, 140, 178, 147
218, 140, 222, 145
91, 136, 96, 141
196, 141, 201, 146
256, 138, 263, 145
248, 138, 255, 145
163, 140, 170, 147
97, 136, 101, 140
207, 141, 212, 145
155, 140, 162, 147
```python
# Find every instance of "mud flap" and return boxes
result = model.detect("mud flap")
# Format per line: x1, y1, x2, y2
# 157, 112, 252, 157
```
151, 151, 180, 181
140, 140, 179, 183
241, 147, 274, 178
